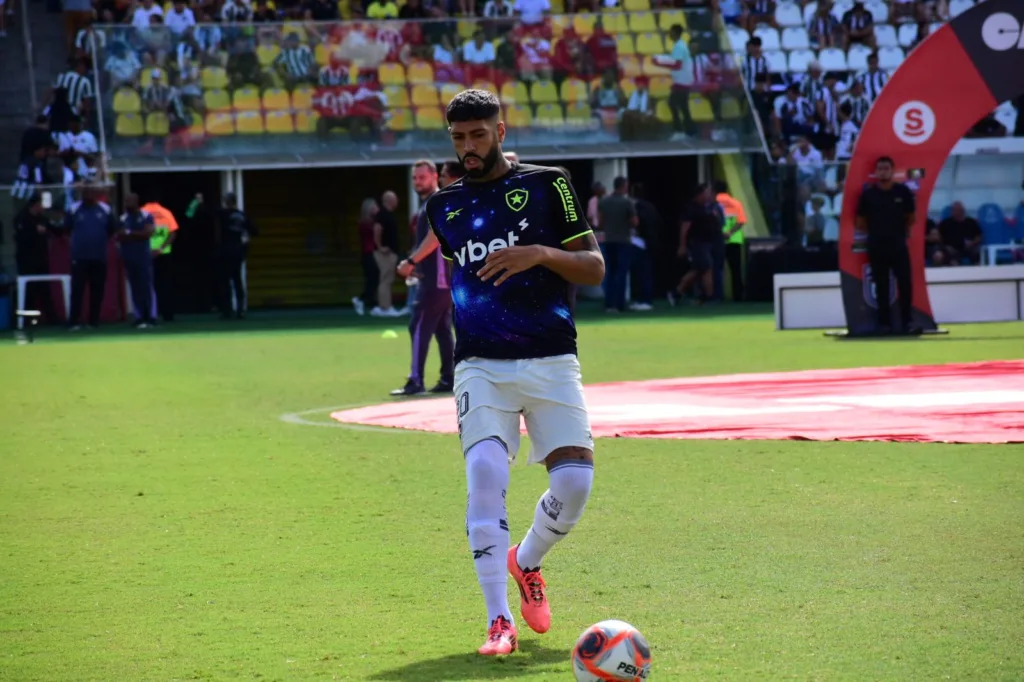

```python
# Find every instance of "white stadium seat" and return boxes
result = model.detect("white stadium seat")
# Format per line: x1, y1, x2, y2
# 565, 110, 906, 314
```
787, 48, 816, 72
832, 192, 843, 216
929, 22, 943, 35
897, 23, 920, 48
781, 27, 810, 50
765, 50, 789, 73
877, 46, 905, 70
949, 0, 974, 18
818, 47, 848, 71
823, 165, 840, 192
994, 101, 1018, 134
774, 1, 803, 27
754, 26, 781, 51
865, 0, 888, 23
802, 1, 817, 25
846, 43, 871, 71
874, 24, 898, 48
823, 217, 840, 242
727, 26, 750, 52
831, 0, 853, 22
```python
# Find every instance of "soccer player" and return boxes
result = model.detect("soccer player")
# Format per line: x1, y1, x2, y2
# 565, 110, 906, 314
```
422, 89, 605, 656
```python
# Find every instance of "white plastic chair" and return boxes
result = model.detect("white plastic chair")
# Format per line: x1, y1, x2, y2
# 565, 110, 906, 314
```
754, 26, 781, 51
865, 0, 888, 23
831, 0, 853, 22
897, 23, 919, 48
774, 1, 804, 27
787, 48, 816, 72
832, 192, 844, 216
846, 43, 871, 71
781, 26, 810, 50
818, 47, 848, 71
874, 24, 898, 48
877, 46, 904, 70
765, 50, 789, 73
802, 1, 817, 25
727, 26, 750, 52
823, 217, 840, 242
949, 0, 974, 18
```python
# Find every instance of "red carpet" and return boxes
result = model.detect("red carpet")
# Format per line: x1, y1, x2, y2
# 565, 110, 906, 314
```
331, 361, 1024, 444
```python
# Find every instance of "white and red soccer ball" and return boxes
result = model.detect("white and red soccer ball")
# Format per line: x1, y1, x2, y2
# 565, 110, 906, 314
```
571, 620, 652, 681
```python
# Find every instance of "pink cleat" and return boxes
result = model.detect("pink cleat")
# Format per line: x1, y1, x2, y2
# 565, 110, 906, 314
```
478, 616, 518, 656
508, 544, 551, 634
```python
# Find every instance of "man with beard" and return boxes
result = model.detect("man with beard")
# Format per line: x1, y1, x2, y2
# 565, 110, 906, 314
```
392, 160, 459, 396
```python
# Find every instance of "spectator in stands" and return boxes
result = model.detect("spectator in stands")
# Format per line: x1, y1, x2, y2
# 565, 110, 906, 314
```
804, 195, 827, 245
514, 0, 549, 26
250, 0, 276, 21
65, 186, 116, 330
131, 0, 163, 28
742, 37, 768, 92
855, 52, 888, 102
165, 0, 195, 36
73, 13, 106, 61
306, 0, 340, 19
966, 113, 1007, 139
139, 14, 174, 60
802, 61, 837, 155
319, 53, 349, 85
789, 136, 825, 194
221, 0, 252, 21
19, 116, 51, 165
54, 115, 98, 179
372, 190, 401, 317
516, 28, 553, 82
587, 20, 618, 78
463, 29, 497, 81
889, 0, 919, 24
275, 32, 317, 88
598, 176, 637, 313
694, 37, 727, 133
11, 145, 51, 213
936, 201, 982, 266
773, 82, 814, 143
749, 73, 774, 133
620, 76, 658, 140
591, 69, 626, 123
14, 196, 58, 324
104, 41, 142, 89
744, 0, 778, 32
551, 27, 588, 84
834, 100, 860, 160
228, 37, 266, 89
841, 2, 875, 50
117, 193, 157, 328
142, 70, 175, 114
53, 57, 94, 117
654, 24, 696, 142
62, 0, 93, 56
807, 1, 843, 49
628, 183, 660, 311
841, 78, 870, 127
483, 0, 515, 36
494, 34, 517, 76
366, 0, 398, 19
924, 219, 944, 266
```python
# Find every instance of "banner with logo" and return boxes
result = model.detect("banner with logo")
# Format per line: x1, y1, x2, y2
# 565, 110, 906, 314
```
838, 0, 1024, 334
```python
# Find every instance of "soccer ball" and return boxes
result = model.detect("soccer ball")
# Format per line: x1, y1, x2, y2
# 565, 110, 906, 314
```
571, 620, 651, 681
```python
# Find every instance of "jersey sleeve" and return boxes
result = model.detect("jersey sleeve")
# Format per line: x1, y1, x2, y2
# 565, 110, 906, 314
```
549, 169, 592, 245
425, 197, 454, 260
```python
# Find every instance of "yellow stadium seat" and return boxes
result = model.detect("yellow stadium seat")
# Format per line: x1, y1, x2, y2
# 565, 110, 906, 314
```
236, 111, 265, 134
658, 9, 686, 30
292, 85, 314, 111
295, 110, 319, 133
387, 107, 414, 132
411, 83, 439, 107
722, 96, 743, 120
504, 104, 532, 128
636, 32, 665, 55
145, 112, 169, 136
629, 12, 658, 33
623, 0, 649, 9
616, 34, 636, 55
500, 81, 529, 105
406, 61, 435, 85
112, 87, 141, 114
115, 113, 143, 137
559, 78, 589, 104
265, 110, 295, 133
641, 55, 670, 76
472, 80, 498, 94
655, 99, 672, 123
256, 44, 281, 68
200, 66, 228, 89
549, 15, 571, 38
572, 14, 596, 37
650, 75, 672, 98
457, 20, 476, 39
314, 43, 335, 66
140, 68, 164, 89
690, 93, 714, 122
203, 88, 231, 112
534, 103, 565, 126
262, 88, 291, 111
384, 85, 410, 107
565, 102, 592, 122
281, 22, 307, 41
550, 0, 564, 12
619, 77, 637, 98
187, 111, 204, 137
205, 112, 236, 136
378, 62, 406, 86
415, 106, 445, 130
232, 86, 262, 111
530, 80, 559, 105
620, 55, 642, 78
440, 83, 462, 107
601, 12, 629, 34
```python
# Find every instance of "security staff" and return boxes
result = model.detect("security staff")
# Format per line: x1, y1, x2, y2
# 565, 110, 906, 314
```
117, 193, 157, 328
13, 194, 58, 323
217, 192, 257, 319
141, 198, 179, 322
65, 186, 117, 330
855, 156, 918, 334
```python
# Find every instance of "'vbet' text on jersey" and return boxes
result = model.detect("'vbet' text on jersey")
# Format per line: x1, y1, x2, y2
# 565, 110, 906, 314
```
425, 163, 592, 365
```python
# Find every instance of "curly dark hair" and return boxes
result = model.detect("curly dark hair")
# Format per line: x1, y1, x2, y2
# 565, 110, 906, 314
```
446, 89, 501, 124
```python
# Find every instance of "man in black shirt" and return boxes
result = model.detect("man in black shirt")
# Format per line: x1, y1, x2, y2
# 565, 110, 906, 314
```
217, 192, 258, 319
14, 195, 58, 323
670, 183, 723, 305
855, 156, 918, 333
936, 201, 982, 265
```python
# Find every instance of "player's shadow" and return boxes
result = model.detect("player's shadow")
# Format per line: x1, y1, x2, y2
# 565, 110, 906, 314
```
368, 641, 571, 680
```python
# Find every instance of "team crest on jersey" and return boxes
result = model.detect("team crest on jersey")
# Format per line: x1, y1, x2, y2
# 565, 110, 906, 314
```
505, 189, 529, 212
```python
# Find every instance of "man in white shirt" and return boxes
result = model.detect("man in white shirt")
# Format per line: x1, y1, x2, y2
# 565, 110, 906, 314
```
164, 0, 196, 35
620, 76, 659, 141
652, 24, 695, 142
462, 30, 496, 65
131, 0, 164, 29
789, 136, 825, 194
53, 115, 99, 179
513, 0, 549, 25
834, 101, 859, 160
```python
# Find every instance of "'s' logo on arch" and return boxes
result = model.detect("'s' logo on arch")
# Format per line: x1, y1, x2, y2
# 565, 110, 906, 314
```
892, 101, 936, 145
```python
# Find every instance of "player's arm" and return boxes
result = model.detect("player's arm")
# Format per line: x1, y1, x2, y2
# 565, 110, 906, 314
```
399, 212, 439, 276
538, 231, 605, 286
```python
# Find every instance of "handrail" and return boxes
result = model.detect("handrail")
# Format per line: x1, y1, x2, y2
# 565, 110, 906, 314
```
20, 0, 38, 113
89, 30, 112, 184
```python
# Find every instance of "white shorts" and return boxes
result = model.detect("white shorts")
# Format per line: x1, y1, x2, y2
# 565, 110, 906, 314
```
454, 354, 594, 465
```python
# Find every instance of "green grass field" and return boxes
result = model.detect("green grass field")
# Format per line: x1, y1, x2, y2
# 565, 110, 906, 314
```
2, 306, 1023, 681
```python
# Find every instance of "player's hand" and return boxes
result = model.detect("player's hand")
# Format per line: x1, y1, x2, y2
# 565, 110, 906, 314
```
477, 245, 545, 286
397, 259, 415, 278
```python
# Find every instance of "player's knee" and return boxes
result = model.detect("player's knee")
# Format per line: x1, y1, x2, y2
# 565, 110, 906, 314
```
466, 437, 509, 489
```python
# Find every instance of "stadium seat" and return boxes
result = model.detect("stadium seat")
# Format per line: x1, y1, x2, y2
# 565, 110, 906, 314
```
292, 85, 314, 111
774, 1, 803, 27
549, 15, 571, 38
833, 191, 843, 216
865, 0, 888, 23
115, 113, 144, 137
616, 33, 636, 55
378, 63, 406, 86
256, 44, 281, 68
411, 83, 439, 107
440, 83, 462, 107
504, 104, 533, 128
753, 27, 781, 51
500, 80, 529, 104
387, 107, 414, 132
639, 56, 665, 77
649, 75, 671, 98
205, 112, 235, 136
560, 78, 589, 103
822, 217, 840, 242
265, 110, 295, 133
949, 0, 973, 18
628, 11, 657, 33
203, 88, 231, 112
457, 19, 476, 39
407, 61, 435, 84
232, 86, 262, 112
765, 50, 788, 73
573, 13, 597, 36
727, 26, 750, 53
690, 93, 714, 122
636, 33, 665, 55
236, 111, 264, 134
831, 0, 852, 21
897, 23, 919, 48
472, 80, 498, 93
565, 101, 593, 122
878, 46, 904, 70
535, 103, 565, 126
414, 106, 445, 129
603, 12, 629, 34
654, 99, 672, 124
781, 27, 809, 50
384, 85, 410, 107
787, 49, 815, 72
145, 112, 169, 136
140, 68, 164, 89
314, 43, 336, 67
113, 88, 141, 114
619, 77, 636, 98
657, 9, 685, 31
617, 55, 639, 77
818, 47, 848, 71
531, 80, 559, 104
802, 1, 817, 24
847, 43, 871, 71
200, 67, 228, 90
874, 24, 898, 48
262, 88, 291, 111
721, 96, 742, 119
294, 110, 319, 133
622, 0, 649, 11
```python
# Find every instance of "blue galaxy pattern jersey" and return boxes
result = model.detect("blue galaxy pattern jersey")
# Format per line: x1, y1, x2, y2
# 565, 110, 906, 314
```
424, 163, 592, 365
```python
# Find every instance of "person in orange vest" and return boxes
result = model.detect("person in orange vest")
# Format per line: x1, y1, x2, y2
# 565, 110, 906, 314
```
140, 197, 179, 322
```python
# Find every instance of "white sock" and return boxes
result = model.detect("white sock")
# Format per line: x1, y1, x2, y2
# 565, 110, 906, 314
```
516, 459, 594, 570
465, 438, 514, 625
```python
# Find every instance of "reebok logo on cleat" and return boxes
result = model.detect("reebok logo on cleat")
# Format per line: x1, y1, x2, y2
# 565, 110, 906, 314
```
472, 545, 496, 559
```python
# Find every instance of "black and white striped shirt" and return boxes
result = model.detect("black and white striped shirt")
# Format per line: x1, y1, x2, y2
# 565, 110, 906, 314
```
54, 70, 94, 112
749, 0, 772, 14
275, 46, 315, 79
318, 64, 349, 86
841, 93, 871, 126
143, 83, 174, 111
74, 28, 107, 56
11, 160, 45, 200
800, 75, 826, 105
743, 54, 769, 91
857, 69, 889, 102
